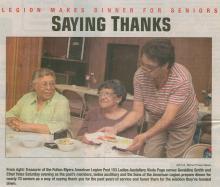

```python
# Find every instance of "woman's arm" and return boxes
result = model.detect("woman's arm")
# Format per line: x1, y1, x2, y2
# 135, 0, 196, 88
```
128, 103, 182, 151
9, 119, 50, 134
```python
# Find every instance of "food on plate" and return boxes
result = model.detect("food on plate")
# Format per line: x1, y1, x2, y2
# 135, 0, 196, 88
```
98, 134, 117, 142
55, 138, 76, 151
84, 132, 133, 151
56, 138, 74, 145
113, 137, 133, 150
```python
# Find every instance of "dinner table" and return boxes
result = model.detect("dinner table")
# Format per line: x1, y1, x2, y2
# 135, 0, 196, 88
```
5, 126, 140, 158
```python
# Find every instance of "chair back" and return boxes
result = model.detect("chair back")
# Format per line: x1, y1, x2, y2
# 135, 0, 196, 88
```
183, 144, 211, 158
68, 116, 84, 138
84, 93, 99, 111
122, 99, 146, 133
62, 89, 85, 118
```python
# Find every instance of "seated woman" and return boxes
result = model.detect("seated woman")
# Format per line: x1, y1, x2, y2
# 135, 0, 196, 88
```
77, 79, 138, 144
6, 68, 71, 134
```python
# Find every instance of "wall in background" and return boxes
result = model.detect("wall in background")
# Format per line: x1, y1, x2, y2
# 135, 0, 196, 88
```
6, 37, 211, 109
6, 37, 42, 110
84, 37, 212, 102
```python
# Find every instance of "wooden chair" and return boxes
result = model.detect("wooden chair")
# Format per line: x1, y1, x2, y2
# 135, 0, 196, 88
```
122, 99, 147, 134
84, 93, 99, 113
62, 89, 86, 118
182, 144, 211, 158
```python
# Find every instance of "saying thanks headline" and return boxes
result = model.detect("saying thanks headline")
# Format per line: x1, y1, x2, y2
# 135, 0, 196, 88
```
51, 16, 171, 32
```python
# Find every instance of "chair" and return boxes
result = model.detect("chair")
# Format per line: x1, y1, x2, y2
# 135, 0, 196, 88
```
62, 89, 86, 118
68, 116, 84, 139
122, 99, 147, 134
193, 114, 211, 144
200, 114, 211, 144
84, 93, 99, 112
182, 144, 211, 158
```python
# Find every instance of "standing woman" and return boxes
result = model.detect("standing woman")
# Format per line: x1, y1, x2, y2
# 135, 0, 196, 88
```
100, 39, 198, 158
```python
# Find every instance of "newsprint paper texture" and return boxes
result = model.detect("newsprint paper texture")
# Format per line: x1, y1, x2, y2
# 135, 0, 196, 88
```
0, 0, 220, 187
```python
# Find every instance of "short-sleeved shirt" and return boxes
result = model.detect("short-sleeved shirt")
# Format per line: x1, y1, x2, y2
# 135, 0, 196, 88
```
6, 91, 71, 134
134, 63, 198, 128
77, 107, 138, 139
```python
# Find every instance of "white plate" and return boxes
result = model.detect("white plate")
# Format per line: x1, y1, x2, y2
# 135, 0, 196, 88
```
85, 132, 133, 150
85, 132, 105, 144
113, 137, 133, 150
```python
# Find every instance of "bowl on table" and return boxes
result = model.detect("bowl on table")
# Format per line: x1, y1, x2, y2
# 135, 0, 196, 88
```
20, 134, 44, 148
55, 138, 76, 152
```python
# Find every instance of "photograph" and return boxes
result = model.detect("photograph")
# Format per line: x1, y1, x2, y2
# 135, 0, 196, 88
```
1, 1, 219, 186
6, 37, 212, 158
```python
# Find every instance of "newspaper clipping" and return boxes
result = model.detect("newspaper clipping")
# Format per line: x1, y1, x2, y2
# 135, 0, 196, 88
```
0, 0, 219, 187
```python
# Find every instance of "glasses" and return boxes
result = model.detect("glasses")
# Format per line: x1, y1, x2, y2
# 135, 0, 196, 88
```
140, 60, 161, 73
98, 92, 116, 98
39, 81, 55, 88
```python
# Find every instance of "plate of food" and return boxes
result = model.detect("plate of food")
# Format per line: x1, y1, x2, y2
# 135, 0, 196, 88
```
85, 132, 133, 150
112, 136, 133, 151
97, 133, 117, 143
85, 132, 117, 144
55, 138, 77, 152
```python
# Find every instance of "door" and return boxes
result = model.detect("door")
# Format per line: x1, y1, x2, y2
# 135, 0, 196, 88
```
105, 44, 139, 94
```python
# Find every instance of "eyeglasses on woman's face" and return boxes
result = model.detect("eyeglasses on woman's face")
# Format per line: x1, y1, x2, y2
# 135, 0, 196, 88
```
39, 81, 55, 89
140, 56, 161, 74
140, 61, 161, 73
33, 75, 55, 101
98, 91, 116, 98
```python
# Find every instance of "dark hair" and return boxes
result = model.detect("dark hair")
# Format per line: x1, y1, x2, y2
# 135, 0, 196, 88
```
32, 68, 55, 83
141, 39, 175, 69
98, 79, 127, 105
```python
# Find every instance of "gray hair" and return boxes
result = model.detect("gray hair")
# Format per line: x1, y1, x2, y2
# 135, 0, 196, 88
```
32, 68, 55, 83
98, 79, 127, 106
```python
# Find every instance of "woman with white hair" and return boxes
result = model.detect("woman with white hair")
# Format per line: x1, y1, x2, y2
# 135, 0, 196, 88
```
6, 68, 70, 134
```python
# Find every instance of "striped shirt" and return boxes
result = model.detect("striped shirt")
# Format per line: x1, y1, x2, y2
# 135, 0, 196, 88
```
134, 63, 198, 127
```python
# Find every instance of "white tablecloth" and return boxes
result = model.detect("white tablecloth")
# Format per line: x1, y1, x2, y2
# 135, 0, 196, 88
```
6, 127, 139, 158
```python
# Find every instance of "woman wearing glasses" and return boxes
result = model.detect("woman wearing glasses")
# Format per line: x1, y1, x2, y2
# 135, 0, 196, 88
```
6, 68, 71, 134
100, 39, 198, 158
77, 80, 138, 144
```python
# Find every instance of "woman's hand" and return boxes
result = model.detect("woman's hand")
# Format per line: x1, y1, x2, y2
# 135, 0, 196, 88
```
127, 133, 146, 152
7, 118, 23, 131
81, 135, 93, 144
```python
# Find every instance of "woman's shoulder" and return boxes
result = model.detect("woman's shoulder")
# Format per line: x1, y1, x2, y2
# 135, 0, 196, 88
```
170, 63, 192, 82
134, 67, 145, 78
19, 92, 36, 100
